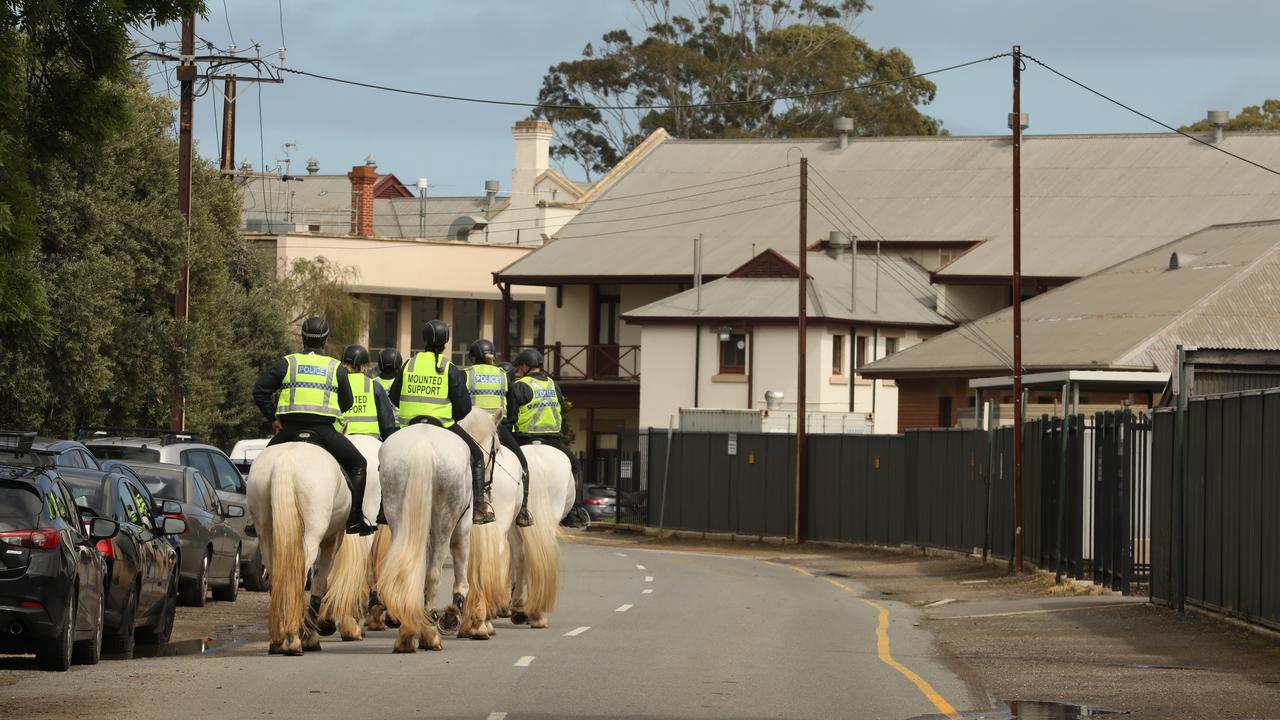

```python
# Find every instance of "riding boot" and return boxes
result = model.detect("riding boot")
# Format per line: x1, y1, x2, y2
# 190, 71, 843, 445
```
344, 467, 377, 536
472, 457, 496, 525
515, 466, 534, 527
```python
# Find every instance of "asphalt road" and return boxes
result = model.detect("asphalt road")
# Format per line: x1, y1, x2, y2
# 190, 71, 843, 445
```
1, 538, 979, 720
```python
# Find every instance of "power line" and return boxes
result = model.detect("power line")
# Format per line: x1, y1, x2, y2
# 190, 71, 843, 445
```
806, 178, 1016, 370
274, 52, 1011, 112
1021, 53, 1280, 178
221, 0, 237, 47
277, 0, 287, 49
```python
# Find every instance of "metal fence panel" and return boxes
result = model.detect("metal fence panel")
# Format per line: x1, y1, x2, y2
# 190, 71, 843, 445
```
1150, 410, 1174, 603
1220, 395, 1242, 614
1238, 394, 1263, 620
1185, 400, 1207, 606
1203, 399, 1224, 610
1263, 394, 1280, 627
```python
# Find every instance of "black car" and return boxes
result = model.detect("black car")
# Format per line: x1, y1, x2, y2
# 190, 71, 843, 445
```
31, 437, 103, 472
60, 466, 184, 657
125, 462, 243, 607
0, 434, 119, 671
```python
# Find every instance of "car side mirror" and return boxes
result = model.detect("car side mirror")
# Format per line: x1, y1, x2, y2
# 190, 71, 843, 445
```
161, 516, 186, 535
88, 517, 119, 541
243, 522, 257, 538
224, 505, 245, 519
159, 500, 182, 515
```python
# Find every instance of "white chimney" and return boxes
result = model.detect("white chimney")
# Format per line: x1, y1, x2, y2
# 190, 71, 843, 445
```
511, 120, 552, 211
1207, 109, 1229, 144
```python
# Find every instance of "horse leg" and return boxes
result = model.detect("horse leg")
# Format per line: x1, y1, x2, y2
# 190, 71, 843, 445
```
301, 533, 330, 652
452, 522, 486, 640
509, 531, 528, 625
418, 530, 450, 651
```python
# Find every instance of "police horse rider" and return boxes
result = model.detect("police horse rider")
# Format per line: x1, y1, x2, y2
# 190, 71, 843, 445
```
252, 316, 378, 536
336, 343, 398, 440
388, 319, 496, 525
465, 339, 533, 527
374, 347, 402, 392
506, 348, 587, 526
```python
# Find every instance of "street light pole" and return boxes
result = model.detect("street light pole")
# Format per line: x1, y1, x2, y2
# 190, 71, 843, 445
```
795, 157, 808, 544
1011, 45, 1025, 573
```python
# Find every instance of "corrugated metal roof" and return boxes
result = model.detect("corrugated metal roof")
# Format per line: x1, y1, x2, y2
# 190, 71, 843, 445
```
861, 220, 1280, 376
496, 132, 1280, 281
623, 251, 951, 327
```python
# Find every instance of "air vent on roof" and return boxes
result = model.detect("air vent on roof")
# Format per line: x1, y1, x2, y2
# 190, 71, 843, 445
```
1169, 252, 1197, 270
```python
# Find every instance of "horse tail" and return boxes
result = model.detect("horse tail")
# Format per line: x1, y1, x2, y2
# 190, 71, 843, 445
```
319, 527, 370, 632
519, 477, 561, 616
268, 454, 306, 644
464, 512, 510, 630
368, 524, 392, 589
379, 441, 433, 632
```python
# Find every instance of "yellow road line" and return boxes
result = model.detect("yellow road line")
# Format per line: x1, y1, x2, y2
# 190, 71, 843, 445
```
825, 577, 960, 720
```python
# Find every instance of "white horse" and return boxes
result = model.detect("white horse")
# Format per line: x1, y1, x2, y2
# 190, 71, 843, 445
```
503, 443, 575, 630
376, 408, 497, 653
332, 433, 382, 642
460, 434, 562, 638
246, 443, 369, 656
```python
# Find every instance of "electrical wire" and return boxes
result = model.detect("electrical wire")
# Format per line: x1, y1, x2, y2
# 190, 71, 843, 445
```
277, 0, 287, 49
274, 52, 1011, 112
221, 0, 238, 48
1021, 53, 1280, 178
257, 66, 271, 227
806, 177, 1017, 371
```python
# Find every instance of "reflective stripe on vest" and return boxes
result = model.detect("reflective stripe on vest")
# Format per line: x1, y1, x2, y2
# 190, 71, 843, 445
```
337, 374, 380, 435
276, 353, 342, 418
466, 364, 508, 417
515, 376, 562, 435
398, 351, 453, 427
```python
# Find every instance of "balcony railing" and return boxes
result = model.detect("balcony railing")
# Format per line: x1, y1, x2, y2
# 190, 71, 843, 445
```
537, 343, 640, 382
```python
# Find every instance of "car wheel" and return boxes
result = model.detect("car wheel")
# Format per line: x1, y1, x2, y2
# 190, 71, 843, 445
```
104, 586, 137, 657
137, 570, 177, 645
212, 549, 240, 602
72, 593, 104, 666
242, 550, 269, 592
179, 552, 209, 607
37, 595, 75, 672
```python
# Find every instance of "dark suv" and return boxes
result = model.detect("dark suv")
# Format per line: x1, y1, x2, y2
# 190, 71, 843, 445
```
0, 433, 119, 670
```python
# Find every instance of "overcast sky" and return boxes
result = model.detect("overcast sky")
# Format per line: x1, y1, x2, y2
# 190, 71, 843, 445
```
138, 0, 1280, 197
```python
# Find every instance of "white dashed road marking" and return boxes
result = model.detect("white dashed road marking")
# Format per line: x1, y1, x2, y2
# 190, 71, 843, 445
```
614, 552, 628, 557
636, 564, 646, 570
644, 576, 653, 582
642, 589, 653, 595
564, 626, 591, 637
514, 656, 535, 667
487, 713, 508, 720
616, 604, 633, 612
925, 598, 957, 608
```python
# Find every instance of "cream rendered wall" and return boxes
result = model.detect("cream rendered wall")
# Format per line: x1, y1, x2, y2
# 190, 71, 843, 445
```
545, 285, 591, 347
618, 284, 681, 346
638, 325, 697, 429
935, 283, 1006, 322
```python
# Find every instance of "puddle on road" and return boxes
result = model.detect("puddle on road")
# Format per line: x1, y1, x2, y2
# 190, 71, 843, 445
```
908, 700, 1127, 719
105, 624, 255, 660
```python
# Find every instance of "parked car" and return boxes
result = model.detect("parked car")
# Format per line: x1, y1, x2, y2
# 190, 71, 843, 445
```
229, 438, 270, 475
0, 433, 118, 670
59, 466, 184, 656
120, 461, 242, 607
30, 437, 103, 472
80, 428, 264, 592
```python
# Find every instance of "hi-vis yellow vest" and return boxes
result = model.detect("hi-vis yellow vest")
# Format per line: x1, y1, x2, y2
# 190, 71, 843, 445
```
465, 363, 508, 418
515, 376, 561, 435
337, 374, 379, 435
398, 352, 452, 427
276, 353, 341, 418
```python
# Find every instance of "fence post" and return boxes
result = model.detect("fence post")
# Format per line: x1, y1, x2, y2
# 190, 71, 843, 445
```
983, 400, 996, 561
1172, 344, 1187, 612
657, 415, 675, 535
615, 424, 624, 525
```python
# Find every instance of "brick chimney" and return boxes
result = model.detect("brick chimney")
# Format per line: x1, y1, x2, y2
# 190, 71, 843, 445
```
348, 157, 378, 236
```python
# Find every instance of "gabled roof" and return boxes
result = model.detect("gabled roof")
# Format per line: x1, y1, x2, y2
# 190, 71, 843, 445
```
860, 220, 1280, 378
496, 132, 1280, 285
622, 249, 952, 328
373, 173, 414, 199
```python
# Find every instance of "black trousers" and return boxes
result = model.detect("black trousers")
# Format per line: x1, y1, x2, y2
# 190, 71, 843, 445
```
270, 417, 367, 477
515, 433, 582, 505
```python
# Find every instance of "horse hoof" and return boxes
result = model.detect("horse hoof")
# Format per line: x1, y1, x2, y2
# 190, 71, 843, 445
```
316, 619, 337, 637
496, 607, 512, 618
385, 616, 401, 629
511, 612, 528, 625
439, 612, 459, 633
529, 617, 550, 629
340, 632, 364, 642
268, 642, 284, 655
392, 644, 416, 654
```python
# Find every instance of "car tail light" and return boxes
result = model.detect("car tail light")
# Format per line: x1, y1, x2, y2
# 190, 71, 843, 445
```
18, 600, 43, 610
584, 497, 607, 506
95, 539, 115, 559
0, 529, 61, 550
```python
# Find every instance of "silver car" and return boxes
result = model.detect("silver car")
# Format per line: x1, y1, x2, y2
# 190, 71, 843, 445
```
122, 462, 242, 607
80, 429, 264, 591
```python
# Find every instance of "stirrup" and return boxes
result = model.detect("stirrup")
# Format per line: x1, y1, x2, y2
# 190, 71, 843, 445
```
472, 502, 496, 525
346, 518, 377, 536
516, 507, 534, 527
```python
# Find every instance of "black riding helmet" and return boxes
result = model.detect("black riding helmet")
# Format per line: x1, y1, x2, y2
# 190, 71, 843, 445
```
301, 316, 330, 347
341, 344, 370, 369
377, 347, 402, 374
467, 339, 495, 364
512, 348, 544, 370
423, 319, 449, 353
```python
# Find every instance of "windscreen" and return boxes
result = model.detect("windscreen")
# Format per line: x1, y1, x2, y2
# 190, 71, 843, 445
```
86, 445, 161, 462
138, 472, 185, 502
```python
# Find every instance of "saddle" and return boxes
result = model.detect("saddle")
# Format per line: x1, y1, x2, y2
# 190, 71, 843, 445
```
275, 427, 330, 447
407, 416, 448, 429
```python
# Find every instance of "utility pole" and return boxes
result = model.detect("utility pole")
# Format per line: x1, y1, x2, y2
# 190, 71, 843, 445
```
1011, 45, 1025, 573
132, 21, 285, 431
171, 9, 196, 431
220, 76, 237, 173
795, 157, 808, 544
